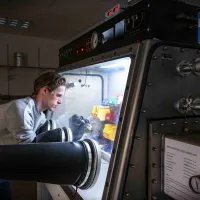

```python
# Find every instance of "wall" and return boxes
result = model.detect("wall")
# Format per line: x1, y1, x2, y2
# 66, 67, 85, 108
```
0, 33, 66, 100
0, 33, 66, 68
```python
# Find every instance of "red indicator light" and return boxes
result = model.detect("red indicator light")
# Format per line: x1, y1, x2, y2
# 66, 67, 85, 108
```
113, 6, 119, 12
107, 10, 112, 16
81, 48, 84, 52
76, 50, 79, 54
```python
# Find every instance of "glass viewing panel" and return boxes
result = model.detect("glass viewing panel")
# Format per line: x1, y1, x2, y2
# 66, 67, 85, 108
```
51, 57, 131, 200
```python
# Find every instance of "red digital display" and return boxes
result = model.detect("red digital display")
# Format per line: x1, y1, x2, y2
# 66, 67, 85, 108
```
108, 10, 113, 16
113, 6, 119, 12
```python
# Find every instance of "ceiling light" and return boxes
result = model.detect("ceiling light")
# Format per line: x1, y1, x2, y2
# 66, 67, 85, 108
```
21, 22, 30, 28
0, 17, 31, 29
0, 18, 6, 25
9, 20, 19, 27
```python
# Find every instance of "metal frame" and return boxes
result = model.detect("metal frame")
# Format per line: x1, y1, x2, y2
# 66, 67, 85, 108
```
148, 117, 200, 200
56, 39, 156, 200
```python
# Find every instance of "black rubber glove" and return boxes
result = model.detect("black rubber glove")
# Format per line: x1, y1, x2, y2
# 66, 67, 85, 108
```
69, 114, 92, 141
35, 128, 68, 143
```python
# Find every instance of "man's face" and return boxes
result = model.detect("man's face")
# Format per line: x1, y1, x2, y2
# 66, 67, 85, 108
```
44, 85, 66, 111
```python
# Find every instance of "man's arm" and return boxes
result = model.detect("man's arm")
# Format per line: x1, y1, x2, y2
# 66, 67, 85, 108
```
5, 102, 36, 144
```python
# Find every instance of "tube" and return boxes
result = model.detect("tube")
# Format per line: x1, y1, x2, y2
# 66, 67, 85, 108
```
0, 139, 101, 189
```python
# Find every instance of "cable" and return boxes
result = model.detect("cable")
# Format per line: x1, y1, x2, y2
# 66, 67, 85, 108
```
72, 186, 78, 199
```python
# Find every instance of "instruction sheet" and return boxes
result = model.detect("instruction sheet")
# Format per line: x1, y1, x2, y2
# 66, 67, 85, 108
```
164, 138, 200, 200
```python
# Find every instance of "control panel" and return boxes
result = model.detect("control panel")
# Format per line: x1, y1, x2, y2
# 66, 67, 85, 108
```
59, 8, 145, 66
59, 0, 199, 67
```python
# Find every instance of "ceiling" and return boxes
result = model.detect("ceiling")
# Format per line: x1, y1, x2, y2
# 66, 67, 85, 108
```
0, 0, 120, 41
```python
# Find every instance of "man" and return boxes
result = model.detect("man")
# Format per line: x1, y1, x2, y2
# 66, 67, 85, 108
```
0, 72, 89, 199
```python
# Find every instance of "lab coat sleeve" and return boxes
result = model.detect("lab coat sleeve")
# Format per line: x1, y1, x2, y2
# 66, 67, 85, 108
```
5, 102, 38, 144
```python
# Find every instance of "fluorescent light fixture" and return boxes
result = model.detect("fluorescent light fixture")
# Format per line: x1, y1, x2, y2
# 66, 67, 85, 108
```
21, 21, 30, 28
0, 17, 31, 29
9, 20, 19, 27
0, 18, 6, 25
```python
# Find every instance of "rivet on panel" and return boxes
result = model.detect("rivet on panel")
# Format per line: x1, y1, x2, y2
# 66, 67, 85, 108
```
172, 122, 176, 125
152, 179, 158, 184
142, 109, 146, 113
125, 193, 130, 197
153, 132, 158, 135
147, 28, 150, 31
136, 136, 141, 140
147, 82, 152, 86
152, 163, 157, 168
147, 4, 150, 8
194, 120, 198, 123
130, 164, 135, 168
184, 121, 188, 124
163, 46, 167, 50
160, 123, 164, 126
152, 196, 158, 200
152, 56, 157, 60
152, 147, 158, 151
180, 48, 184, 52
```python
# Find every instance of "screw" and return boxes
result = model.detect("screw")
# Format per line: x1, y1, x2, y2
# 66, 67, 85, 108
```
194, 121, 198, 123
152, 196, 158, 200
160, 123, 164, 126
163, 46, 167, 50
142, 109, 146, 113
172, 122, 176, 125
130, 164, 135, 168
125, 193, 130, 196
153, 132, 158, 135
147, 28, 150, 31
147, 82, 152, 86
152, 163, 157, 168
152, 147, 158, 151
136, 136, 141, 140
153, 56, 157, 60
152, 179, 158, 184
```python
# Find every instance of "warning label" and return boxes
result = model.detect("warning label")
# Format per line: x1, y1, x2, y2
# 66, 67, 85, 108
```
164, 138, 200, 200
